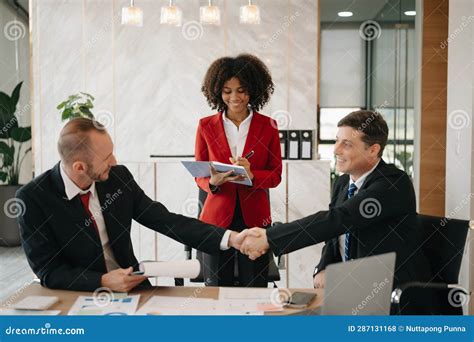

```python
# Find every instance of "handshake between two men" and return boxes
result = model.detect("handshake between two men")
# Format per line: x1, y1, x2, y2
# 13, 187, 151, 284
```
228, 228, 269, 260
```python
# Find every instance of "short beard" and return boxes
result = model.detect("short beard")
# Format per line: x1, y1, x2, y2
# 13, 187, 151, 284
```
85, 162, 103, 182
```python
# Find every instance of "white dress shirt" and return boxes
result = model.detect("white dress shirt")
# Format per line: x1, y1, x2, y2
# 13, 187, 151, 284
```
60, 164, 232, 264
60, 163, 120, 272
222, 110, 254, 158
216, 110, 254, 245
338, 160, 381, 259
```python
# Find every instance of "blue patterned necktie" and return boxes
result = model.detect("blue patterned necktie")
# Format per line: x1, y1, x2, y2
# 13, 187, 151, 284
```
344, 183, 358, 261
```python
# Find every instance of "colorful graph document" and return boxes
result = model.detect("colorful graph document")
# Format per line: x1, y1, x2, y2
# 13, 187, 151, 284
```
68, 294, 140, 316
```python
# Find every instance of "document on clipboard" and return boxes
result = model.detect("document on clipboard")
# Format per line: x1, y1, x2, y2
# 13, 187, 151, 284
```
181, 161, 253, 186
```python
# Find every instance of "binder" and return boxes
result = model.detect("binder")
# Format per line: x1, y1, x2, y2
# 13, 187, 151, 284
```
279, 130, 288, 159
300, 130, 313, 160
288, 130, 300, 160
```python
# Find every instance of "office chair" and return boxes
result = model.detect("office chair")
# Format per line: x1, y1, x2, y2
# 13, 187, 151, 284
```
175, 188, 281, 287
391, 214, 470, 315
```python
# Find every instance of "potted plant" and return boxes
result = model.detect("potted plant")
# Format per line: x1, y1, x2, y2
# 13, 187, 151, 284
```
0, 82, 31, 246
56, 92, 95, 121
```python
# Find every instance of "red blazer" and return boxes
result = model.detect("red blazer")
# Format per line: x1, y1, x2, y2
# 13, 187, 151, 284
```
195, 112, 283, 228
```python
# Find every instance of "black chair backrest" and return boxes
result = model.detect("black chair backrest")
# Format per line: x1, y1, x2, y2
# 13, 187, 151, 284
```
418, 214, 469, 284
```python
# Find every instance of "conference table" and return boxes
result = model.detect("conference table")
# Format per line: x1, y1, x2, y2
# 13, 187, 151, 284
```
2, 283, 323, 316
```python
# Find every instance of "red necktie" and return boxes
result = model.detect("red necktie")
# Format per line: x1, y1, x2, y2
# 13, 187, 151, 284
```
79, 192, 100, 237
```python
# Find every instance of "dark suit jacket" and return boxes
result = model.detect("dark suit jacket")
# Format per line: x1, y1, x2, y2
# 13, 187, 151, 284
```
16, 163, 226, 291
266, 159, 430, 286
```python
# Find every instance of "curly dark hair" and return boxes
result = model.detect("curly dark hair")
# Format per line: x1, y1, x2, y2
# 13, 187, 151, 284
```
201, 54, 274, 112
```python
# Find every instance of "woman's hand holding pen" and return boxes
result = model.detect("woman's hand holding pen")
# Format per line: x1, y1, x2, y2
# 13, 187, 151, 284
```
229, 151, 254, 180
209, 164, 246, 186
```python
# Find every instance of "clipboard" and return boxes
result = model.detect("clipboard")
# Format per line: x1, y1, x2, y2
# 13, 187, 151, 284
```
181, 161, 253, 186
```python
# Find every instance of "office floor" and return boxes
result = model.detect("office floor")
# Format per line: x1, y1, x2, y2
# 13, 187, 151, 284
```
0, 247, 35, 304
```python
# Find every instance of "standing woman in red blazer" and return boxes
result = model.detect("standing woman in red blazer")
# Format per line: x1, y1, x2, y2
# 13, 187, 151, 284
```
195, 54, 282, 287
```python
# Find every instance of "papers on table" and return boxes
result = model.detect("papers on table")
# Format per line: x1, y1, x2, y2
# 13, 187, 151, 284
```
219, 287, 280, 300
68, 294, 140, 315
136, 295, 263, 316
181, 161, 253, 186
136, 288, 284, 315
139, 260, 200, 279
219, 287, 285, 312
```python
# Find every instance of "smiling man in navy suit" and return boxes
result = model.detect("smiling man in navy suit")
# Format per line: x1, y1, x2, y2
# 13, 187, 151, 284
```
238, 110, 430, 288
16, 118, 244, 292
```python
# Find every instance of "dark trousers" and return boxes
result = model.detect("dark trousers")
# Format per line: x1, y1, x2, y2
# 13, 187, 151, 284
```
202, 197, 269, 287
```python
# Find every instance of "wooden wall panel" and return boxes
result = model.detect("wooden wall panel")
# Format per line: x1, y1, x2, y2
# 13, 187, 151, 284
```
419, 0, 449, 216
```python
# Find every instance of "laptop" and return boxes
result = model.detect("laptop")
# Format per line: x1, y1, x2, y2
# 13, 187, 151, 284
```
311, 252, 396, 315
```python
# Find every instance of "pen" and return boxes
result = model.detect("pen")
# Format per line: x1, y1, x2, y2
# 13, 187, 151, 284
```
244, 150, 254, 159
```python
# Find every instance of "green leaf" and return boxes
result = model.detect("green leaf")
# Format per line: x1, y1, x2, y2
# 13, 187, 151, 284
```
0, 171, 8, 182
70, 112, 83, 119
62, 107, 73, 121
0, 141, 10, 154
0, 116, 18, 139
11, 127, 31, 142
57, 100, 68, 110
0, 92, 13, 117
1, 145, 14, 167
79, 106, 94, 118
10, 82, 22, 110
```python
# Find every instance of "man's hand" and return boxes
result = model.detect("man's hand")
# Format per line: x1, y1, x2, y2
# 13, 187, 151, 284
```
229, 157, 254, 180
228, 229, 249, 250
209, 164, 246, 186
240, 227, 269, 260
100, 267, 147, 292
313, 270, 325, 289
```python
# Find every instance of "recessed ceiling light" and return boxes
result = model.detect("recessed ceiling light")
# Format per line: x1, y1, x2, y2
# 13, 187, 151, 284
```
404, 10, 416, 16
338, 11, 353, 17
